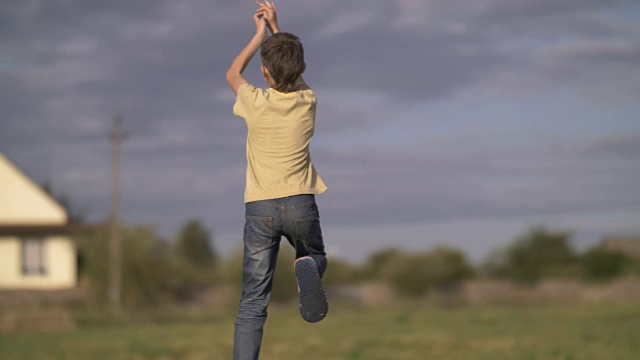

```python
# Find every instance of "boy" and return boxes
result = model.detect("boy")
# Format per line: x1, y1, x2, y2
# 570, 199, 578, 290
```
226, 2, 329, 359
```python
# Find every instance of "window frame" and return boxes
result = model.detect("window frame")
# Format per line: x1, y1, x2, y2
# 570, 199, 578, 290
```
20, 237, 47, 276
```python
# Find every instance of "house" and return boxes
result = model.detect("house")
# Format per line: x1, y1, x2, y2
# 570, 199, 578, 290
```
0, 153, 76, 289
600, 236, 640, 259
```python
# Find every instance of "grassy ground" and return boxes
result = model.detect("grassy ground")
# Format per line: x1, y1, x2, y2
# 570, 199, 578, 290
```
1, 301, 639, 360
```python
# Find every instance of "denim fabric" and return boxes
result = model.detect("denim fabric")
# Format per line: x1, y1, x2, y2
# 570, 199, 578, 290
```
233, 194, 327, 360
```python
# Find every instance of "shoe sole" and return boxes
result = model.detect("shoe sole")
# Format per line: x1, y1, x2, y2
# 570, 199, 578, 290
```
295, 257, 328, 323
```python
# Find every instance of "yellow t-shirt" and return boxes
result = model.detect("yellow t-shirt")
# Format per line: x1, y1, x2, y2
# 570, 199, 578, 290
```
233, 82, 328, 203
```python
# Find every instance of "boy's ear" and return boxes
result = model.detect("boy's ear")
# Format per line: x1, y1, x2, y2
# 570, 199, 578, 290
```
261, 65, 276, 86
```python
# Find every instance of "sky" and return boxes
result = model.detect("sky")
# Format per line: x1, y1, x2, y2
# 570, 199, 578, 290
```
2, 0, 639, 262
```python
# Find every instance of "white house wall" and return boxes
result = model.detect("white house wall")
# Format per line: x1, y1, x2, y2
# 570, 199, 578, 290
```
0, 236, 76, 289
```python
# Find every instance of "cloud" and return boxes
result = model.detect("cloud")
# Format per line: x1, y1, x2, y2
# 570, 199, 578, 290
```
213, 87, 236, 103
393, 0, 431, 31
585, 134, 640, 159
1, 0, 639, 250
477, 0, 629, 24
303, 0, 640, 101
312, 132, 640, 225
317, 10, 377, 38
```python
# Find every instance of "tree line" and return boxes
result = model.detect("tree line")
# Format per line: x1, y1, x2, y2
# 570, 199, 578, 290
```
73, 222, 640, 308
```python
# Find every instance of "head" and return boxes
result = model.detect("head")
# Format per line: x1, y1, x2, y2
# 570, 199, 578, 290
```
260, 32, 306, 93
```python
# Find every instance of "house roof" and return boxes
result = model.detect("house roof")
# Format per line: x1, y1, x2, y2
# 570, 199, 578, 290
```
0, 153, 68, 226
0, 224, 73, 236
0, 221, 105, 237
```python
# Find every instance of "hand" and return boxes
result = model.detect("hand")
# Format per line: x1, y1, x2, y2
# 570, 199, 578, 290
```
253, 11, 267, 38
255, 0, 279, 34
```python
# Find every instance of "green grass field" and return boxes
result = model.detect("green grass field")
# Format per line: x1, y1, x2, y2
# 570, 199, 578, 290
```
1, 302, 639, 360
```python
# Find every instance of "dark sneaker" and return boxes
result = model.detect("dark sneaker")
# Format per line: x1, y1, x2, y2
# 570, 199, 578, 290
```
295, 256, 328, 323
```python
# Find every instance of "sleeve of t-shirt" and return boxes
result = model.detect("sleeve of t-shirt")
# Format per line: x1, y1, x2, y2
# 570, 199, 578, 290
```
233, 83, 260, 119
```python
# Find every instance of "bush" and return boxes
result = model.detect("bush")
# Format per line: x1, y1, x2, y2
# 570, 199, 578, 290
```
582, 247, 630, 281
322, 257, 363, 286
485, 226, 578, 284
75, 224, 178, 307
175, 219, 217, 268
172, 219, 218, 300
366, 246, 474, 297
74, 222, 219, 308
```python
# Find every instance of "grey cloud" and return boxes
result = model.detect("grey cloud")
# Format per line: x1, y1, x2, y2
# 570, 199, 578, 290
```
302, 0, 640, 100
3, 0, 637, 151
585, 134, 640, 159
311, 32, 508, 100
53, 132, 640, 235
479, 0, 618, 23
311, 133, 640, 227
1, 0, 639, 242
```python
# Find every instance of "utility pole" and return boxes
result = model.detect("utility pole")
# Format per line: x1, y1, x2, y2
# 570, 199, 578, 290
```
108, 115, 124, 312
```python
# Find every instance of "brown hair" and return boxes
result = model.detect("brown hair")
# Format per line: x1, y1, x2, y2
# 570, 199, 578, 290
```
260, 32, 305, 93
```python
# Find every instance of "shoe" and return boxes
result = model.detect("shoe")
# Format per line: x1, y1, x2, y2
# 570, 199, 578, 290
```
294, 256, 328, 323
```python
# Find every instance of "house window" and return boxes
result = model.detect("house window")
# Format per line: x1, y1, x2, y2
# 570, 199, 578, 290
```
21, 238, 47, 276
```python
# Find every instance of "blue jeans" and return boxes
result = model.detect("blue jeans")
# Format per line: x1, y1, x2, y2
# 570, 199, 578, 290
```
233, 194, 327, 360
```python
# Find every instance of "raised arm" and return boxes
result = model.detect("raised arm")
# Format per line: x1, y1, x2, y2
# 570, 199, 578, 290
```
257, 1, 280, 34
256, 1, 307, 86
226, 12, 268, 95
